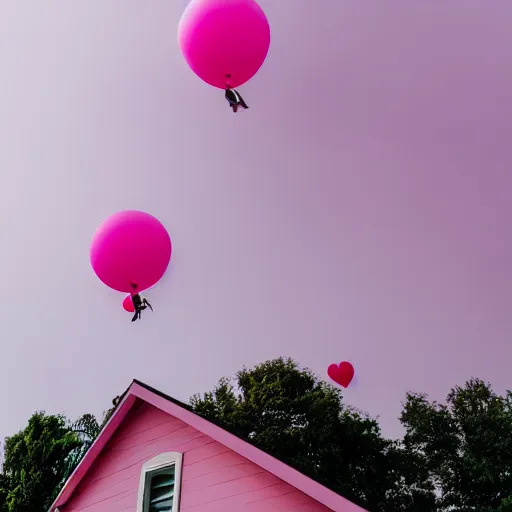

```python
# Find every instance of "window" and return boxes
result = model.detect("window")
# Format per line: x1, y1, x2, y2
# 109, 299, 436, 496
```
136, 452, 183, 512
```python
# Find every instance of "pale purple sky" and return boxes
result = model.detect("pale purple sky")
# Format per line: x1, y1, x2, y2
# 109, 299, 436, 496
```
0, 1, 510, 442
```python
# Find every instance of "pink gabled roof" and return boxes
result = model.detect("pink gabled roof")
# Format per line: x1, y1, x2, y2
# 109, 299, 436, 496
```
50, 380, 367, 512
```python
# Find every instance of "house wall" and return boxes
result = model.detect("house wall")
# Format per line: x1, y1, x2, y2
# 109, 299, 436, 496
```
63, 399, 332, 512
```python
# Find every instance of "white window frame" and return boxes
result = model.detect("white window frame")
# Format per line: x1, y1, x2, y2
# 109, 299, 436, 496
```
136, 452, 183, 512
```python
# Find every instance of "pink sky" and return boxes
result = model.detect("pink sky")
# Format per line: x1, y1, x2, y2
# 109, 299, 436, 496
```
0, 1, 510, 442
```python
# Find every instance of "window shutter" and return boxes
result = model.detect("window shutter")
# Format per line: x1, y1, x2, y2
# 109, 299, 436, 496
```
148, 466, 176, 512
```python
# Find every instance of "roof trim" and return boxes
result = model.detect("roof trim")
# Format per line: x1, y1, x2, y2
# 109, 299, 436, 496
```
50, 380, 366, 512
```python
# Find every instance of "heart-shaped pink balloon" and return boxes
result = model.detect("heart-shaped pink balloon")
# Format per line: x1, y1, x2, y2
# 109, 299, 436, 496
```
327, 361, 355, 388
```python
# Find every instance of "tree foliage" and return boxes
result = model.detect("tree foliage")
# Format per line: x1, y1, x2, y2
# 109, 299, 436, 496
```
0, 412, 82, 511
0, 397, 118, 512
49, 413, 101, 506
190, 357, 436, 511
401, 378, 512, 511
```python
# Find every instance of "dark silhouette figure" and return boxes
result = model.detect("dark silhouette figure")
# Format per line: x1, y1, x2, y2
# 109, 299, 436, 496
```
225, 88, 249, 113
131, 293, 153, 322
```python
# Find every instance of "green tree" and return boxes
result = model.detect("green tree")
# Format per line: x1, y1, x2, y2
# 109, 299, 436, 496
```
49, 413, 101, 506
400, 378, 512, 511
0, 395, 121, 511
48, 398, 120, 506
190, 357, 436, 511
0, 412, 82, 512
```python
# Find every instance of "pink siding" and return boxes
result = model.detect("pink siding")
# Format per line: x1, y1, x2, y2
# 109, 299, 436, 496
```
63, 399, 333, 512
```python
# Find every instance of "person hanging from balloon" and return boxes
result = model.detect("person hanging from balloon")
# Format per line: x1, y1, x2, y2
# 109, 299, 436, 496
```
90, 210, 172, 325
225, 75, 249, 113
178, 0, 270, 114
130, 283, 153, 322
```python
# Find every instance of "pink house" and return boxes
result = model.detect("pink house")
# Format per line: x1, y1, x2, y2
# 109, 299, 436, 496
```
50, 380, 367, 512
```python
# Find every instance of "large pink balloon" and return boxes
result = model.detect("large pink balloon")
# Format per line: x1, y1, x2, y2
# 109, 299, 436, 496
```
178, 0, 270, 89
122, 295, 135, 313
90, 210, 172, 293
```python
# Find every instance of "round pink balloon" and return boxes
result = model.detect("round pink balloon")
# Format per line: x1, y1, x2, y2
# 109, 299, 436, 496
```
122, 294, 135, 313
90, 210, 172, 293
178, 0, 271, 89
